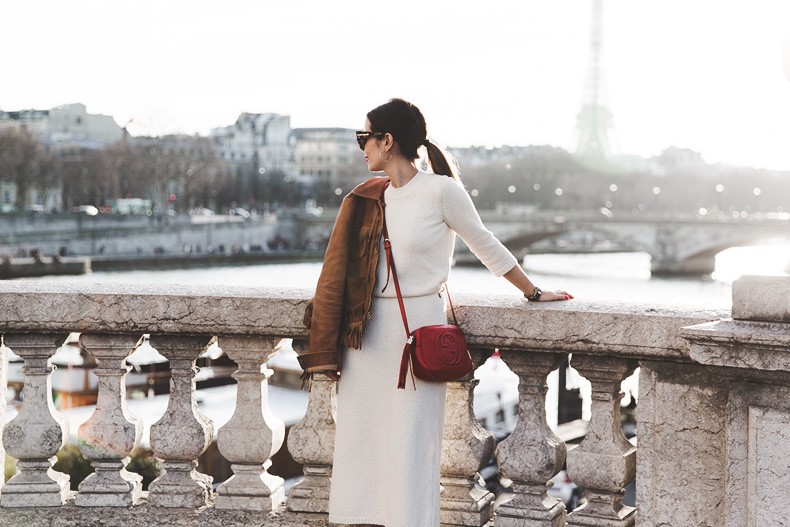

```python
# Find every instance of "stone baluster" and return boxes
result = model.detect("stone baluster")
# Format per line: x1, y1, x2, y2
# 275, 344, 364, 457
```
286, 339, 336, 514
1, 333, 70, 507
215, 336, 285, 511
566, 356, 636, 527
76, 334, 143, 507
147, 335, 214, 508
495, 352, 568, 527
440, 347, 497, 526
0, 338, 7, 488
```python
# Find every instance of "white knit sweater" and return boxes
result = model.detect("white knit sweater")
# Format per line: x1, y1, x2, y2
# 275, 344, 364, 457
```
328, 171, 517, 527
374, 170, 518, 298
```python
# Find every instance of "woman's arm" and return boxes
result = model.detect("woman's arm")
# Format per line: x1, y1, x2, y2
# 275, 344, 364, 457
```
440, 179, 572, 302
502, 264, 572, 302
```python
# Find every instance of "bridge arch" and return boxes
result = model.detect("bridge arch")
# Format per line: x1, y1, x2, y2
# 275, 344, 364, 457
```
653, 236, 790, 275
500, 225, 655, 257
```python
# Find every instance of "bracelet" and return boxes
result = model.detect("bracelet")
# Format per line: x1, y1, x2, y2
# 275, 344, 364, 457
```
524, 286, 543, 302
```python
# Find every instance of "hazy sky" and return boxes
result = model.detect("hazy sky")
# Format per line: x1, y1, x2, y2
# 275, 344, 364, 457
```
3, 1, 789, 170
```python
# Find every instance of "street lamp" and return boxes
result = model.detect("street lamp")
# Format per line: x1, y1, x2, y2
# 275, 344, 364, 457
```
715, 184, 725, 213
608, 183, 618, 210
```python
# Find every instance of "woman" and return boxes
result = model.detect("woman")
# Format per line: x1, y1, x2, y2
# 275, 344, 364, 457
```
299, 98, 571, 527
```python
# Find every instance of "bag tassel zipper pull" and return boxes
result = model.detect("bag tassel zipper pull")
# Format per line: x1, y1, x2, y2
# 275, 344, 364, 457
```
397, 335, 416, 390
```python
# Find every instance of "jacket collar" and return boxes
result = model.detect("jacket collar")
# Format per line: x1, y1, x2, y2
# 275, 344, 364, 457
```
350, 176, 390, 200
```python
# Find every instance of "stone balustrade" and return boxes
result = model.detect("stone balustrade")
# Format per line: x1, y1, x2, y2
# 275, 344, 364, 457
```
0, 277, 788, 526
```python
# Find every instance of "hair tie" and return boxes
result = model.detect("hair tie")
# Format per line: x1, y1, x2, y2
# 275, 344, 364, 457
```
422, 139, 430, 147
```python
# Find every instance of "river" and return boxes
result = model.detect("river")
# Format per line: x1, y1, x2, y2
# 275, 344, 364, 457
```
29, 244, 790, 310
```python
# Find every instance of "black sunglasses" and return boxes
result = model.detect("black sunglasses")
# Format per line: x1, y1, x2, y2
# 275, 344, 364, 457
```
356, 130, 386, 151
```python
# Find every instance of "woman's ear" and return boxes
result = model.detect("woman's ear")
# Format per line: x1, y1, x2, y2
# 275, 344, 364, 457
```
383, 132, 394, 151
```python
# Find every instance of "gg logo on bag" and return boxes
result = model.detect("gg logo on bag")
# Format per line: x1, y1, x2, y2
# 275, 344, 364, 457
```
437, 332, 462, 363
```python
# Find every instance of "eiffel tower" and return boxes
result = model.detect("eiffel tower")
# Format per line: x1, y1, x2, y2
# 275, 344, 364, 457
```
575, 0, 614, 161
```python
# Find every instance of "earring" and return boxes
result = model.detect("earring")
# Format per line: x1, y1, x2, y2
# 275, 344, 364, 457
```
379, 151, 393, 164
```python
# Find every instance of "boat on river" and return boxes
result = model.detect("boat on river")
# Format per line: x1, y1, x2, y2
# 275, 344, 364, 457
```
0, 255, 91, 279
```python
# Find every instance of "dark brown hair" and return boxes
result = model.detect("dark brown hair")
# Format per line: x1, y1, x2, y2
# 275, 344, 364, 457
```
367, 98, 460, 180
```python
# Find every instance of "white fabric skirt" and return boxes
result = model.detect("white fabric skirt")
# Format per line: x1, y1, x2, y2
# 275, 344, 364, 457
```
328, 293, 448, 527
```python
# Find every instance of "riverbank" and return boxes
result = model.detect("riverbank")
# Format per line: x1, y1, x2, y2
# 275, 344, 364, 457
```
90, 250, 323, 272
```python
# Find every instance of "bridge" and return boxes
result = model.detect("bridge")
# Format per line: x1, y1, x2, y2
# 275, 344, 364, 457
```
2, 211, 788, 277
299, 210, 790, 275
473, 210, 790, 275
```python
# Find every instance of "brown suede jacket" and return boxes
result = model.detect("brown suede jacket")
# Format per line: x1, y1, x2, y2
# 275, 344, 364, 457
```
297, 176, 389, 373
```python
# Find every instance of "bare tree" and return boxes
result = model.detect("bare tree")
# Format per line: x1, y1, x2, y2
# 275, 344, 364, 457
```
102, 139, 153, 200
0, 127, 51, 210
139, 135, 223, 214
57, 147, 109, 210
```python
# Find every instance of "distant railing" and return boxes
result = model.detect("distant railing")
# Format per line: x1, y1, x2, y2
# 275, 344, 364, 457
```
0, 277, 787, 526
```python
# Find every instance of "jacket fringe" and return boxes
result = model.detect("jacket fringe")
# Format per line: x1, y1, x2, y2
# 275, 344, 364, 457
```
345, 320, 364, 350
299, 370, 312, 390
303, 298, 314, 328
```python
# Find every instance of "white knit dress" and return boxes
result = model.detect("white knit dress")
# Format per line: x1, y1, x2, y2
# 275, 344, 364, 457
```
327, 171, 517, 527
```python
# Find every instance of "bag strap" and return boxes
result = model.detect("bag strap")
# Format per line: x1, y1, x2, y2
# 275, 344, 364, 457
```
444, 284, 460, 326
382, 199, 460, 333
382, 213, 412, 338
382, 206, 417, 390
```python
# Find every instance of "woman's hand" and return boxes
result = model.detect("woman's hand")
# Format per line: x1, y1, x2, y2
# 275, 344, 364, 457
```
538, 290, 573, 302
502, 265, 573, 303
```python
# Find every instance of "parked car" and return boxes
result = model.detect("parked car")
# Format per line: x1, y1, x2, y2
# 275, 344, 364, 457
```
228, 207, 251, 219
190, 207, 215, 216
73, 205, 99, 216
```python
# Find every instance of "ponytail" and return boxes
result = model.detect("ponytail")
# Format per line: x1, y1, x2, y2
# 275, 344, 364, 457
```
367, 98, 462, 181
424, 140, 461, 182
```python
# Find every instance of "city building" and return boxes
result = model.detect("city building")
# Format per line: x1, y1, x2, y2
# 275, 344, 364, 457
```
292, 127, 366, 193
210, 113, 296, 176
0, 103, 124, 147
0, 103, 125, 212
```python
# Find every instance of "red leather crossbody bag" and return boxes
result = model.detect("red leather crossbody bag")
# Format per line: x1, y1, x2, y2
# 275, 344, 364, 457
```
381, 201, 474, 390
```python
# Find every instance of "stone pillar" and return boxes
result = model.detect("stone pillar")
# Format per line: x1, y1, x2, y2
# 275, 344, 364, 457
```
286, 339, 336, 514
76, 334, 143, 507
566, 356, 636, 527
215, 336, 285, 511
680, 275, 790, 527
147, 335, 214, 508
1, 333, 70, 507
495, 352, 567, 527
440, 348, 496, 527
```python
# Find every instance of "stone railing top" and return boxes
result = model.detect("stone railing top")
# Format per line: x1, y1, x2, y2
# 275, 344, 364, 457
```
0, 281, 312, 337
733, 275, 790, 322
681, 318, 790, 373
455, 292, 727, 361
0, 281, 729, 363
